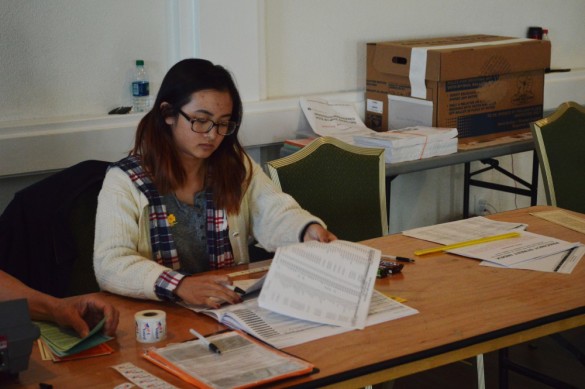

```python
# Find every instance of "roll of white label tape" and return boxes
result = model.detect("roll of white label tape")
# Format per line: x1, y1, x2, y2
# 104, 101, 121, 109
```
135, 310, 166, 343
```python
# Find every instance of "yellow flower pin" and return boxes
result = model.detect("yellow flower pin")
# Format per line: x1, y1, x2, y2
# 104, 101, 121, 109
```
167, 213, 177, 226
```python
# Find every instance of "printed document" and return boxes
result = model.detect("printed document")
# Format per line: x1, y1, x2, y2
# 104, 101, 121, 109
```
182, 240, 418, 348
299, 96, 458, 163
448, 230, 582, 268
258, 240, 380, 329
480, 245, 585, 274
403, 217, 583, 273
402, 216, 527, 244
352, 126, 458, 163
185, 290, 418, 349
299, 97, 373, 144
143, 330, 314, 389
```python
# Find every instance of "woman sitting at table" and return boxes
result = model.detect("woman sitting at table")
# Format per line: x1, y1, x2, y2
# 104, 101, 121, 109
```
94, 58, 336, 308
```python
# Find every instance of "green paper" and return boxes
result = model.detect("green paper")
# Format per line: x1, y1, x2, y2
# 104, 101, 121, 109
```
35, 317, 113, 357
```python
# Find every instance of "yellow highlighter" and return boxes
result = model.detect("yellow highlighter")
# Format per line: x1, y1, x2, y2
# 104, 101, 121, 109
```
414, 232, 521, 256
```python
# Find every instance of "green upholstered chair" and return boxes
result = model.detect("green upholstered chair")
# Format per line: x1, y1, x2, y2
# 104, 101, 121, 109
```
531, 101, 585, 213
498, 103, 585, 387
267, 137, 388, 242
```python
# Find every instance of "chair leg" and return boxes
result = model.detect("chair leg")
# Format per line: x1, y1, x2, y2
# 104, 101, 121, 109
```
499, 345, 582, 389
370, 380, 395, 389
476, 354, 485, 389
550, 333, 585, 366
499, 348, 510, 389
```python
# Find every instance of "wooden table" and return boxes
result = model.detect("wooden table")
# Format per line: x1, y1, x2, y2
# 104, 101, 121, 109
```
5, 205, 585, 388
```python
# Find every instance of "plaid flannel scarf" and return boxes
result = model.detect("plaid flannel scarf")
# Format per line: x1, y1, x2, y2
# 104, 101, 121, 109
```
114, 155, 234, 270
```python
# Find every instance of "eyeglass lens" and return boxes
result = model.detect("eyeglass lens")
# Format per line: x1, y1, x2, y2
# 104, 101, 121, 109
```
192, 119, 236, 135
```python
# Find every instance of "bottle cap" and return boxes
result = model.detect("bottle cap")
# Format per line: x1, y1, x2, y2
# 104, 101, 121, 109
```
136, 59, 144, 66
527, 26, 543, 40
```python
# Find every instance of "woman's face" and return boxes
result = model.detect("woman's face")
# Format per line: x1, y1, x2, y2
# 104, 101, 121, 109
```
167, 89, 233, 162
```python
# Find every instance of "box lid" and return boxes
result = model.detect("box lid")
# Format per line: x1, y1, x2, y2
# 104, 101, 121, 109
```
369, 34, 551, 82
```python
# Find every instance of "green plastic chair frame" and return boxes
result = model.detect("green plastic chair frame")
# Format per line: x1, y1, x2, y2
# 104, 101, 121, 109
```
267, 137, 388, 242
531, 101, 585, 213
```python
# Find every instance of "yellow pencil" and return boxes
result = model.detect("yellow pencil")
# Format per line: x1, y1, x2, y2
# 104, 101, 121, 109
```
414, 232, 521, 256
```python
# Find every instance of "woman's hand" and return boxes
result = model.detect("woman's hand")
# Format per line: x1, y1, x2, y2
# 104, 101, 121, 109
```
303, 223, 337, 243
174, 274, 242, 308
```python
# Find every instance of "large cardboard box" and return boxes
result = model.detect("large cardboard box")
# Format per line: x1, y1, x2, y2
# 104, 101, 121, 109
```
365, 35, 551, 140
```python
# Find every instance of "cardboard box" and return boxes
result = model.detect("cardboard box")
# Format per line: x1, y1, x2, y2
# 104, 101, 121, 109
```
365, 35, 551, 140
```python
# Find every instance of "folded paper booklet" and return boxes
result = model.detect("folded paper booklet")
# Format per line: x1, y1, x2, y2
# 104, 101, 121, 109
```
143, 330, 314, 389
38, 339, 113, 362
189, 289, 418, 349
258, 240, 380, 329
188, 240, 379, 328
182, 240, 419, 349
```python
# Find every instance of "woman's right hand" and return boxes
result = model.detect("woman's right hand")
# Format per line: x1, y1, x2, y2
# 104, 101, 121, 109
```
174, 274, 242, 308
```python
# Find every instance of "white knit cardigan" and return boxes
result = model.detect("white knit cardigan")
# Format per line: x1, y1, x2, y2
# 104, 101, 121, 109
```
93, 159, 324, 300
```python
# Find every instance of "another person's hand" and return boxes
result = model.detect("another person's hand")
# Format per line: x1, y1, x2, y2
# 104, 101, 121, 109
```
53, 294, 120, 338
303, 223, 337, 243
174, 274, 242, 308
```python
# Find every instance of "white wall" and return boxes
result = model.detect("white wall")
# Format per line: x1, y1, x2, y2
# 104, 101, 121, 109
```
264, 0, 584, 97
1, 0, 585, 232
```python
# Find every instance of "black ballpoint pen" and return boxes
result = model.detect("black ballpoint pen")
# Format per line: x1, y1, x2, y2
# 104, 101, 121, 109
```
554, 247, 575, 272
382, 254, 416, 263
190, 328, 221, 354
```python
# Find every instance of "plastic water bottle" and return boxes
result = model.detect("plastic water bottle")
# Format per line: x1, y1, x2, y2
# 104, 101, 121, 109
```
132, 60, 150, 112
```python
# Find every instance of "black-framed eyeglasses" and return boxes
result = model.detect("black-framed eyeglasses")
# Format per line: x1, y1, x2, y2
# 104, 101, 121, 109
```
178, 109, 237, 136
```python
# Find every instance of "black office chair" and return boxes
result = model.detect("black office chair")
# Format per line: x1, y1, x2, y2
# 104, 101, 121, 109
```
0, 160, 110, 297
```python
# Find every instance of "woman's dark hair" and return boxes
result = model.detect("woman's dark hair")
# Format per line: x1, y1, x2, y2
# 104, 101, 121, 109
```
132, 58, 251, 213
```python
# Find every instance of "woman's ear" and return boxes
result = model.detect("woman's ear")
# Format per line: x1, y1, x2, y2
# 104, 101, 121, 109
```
160, 102, 175, 126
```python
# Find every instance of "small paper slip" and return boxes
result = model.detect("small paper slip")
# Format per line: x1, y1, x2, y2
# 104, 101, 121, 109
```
143, 330, 314, 389
112, 362, 178, 389
531, 210, 585, 234
227, 265, 270, 278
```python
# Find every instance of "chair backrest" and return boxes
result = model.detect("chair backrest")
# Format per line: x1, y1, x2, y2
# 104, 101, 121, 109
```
267, 137, 388, 242
0, 160, 110, 297
530, 101, 585, 213
66, 176, 106, 296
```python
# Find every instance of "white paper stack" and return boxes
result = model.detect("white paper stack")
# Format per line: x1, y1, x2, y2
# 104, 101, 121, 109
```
353, 126, 458, 163
298, 97, 459, 164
